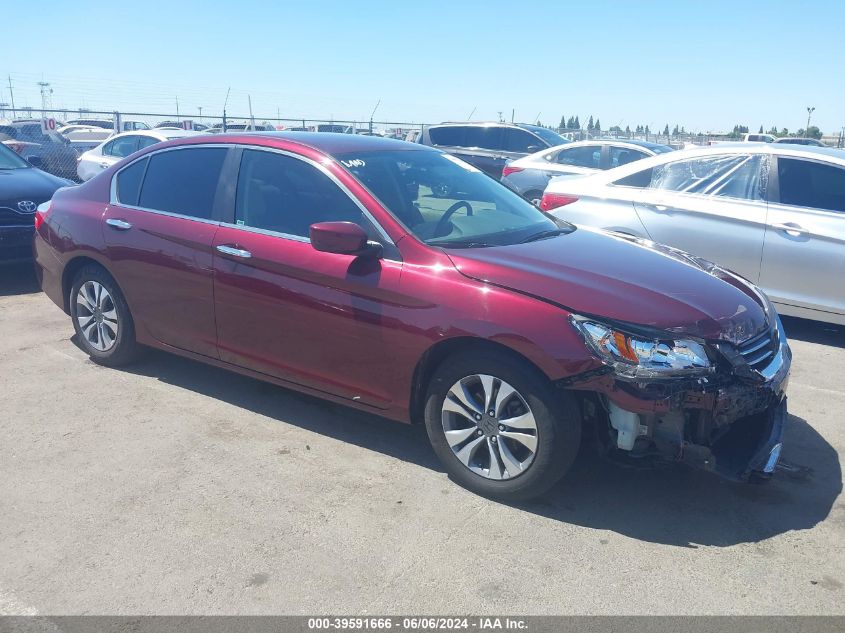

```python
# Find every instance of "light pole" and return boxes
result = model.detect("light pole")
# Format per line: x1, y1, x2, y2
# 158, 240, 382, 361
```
806, 106, 815, 135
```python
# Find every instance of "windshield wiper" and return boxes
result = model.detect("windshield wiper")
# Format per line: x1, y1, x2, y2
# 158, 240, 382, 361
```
427, 239, 497, 249
519, 228, 568, 243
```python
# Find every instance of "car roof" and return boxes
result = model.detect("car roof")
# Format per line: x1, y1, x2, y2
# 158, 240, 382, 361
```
210, 131, 432, 154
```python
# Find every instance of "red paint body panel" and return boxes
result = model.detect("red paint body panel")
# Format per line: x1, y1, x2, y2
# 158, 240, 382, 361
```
102, 205, 219, 358
32, 132, 773, 427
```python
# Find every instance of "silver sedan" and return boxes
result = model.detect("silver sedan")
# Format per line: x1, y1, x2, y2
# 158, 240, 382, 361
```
542, 143, 845, 325
501, 139, 673, 206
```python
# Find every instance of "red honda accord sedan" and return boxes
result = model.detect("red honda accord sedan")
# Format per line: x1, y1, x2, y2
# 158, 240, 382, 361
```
34, 133, 791, 500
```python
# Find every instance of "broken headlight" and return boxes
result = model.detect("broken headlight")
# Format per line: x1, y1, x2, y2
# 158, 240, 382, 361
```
571, 317, 712, 379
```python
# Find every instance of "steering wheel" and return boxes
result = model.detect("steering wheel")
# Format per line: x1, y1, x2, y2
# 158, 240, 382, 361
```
434, 200, 474, 237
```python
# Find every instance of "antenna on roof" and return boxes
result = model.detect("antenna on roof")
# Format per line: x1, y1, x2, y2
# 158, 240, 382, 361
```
467, 106, 477, 120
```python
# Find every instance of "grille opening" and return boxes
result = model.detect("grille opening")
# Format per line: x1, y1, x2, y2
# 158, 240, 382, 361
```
737, 327, 778, 371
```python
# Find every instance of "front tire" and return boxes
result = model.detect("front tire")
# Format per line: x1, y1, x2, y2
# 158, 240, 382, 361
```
424, 350, 581, 501
69, 265, 139, 366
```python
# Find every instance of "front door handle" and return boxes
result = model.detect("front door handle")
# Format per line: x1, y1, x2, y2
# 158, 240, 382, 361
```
772, 223, 808, 237
105, 218, 132, 230
99, 162, 110, 169
216, 244, 252, 258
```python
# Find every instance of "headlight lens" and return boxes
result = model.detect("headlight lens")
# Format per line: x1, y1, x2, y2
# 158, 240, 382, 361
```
572, 318, 712, 378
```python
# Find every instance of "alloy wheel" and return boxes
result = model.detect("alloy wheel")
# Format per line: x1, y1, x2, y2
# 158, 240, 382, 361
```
75, 280, 118, 352
441, 374, 539, 480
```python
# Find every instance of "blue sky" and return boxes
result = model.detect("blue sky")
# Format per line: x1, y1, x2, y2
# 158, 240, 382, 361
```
3, 0, 843, 133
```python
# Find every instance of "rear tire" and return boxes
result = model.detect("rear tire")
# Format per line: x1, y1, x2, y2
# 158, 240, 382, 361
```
424, 350, 581, 501
69, 265, 139, 367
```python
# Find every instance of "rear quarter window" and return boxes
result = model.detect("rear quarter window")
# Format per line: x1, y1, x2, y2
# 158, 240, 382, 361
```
115, 157, 148, 207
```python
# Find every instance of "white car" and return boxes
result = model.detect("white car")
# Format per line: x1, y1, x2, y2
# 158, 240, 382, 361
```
541, 143, 845, 325
76, 129, 201, 181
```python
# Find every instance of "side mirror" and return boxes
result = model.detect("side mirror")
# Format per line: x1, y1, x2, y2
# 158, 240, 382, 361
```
27, 156, 43, 168
309, 221, 382, 257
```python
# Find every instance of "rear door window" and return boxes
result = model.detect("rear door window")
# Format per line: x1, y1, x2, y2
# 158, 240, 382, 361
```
138, 147, 227, 219
609, 146, 649, 168
137, 136, 160, 150
464, 126, 503, 150
651, 154, 766, 200
778, 158, 845, 212
503, 128, 541, 153
428, 126, 467, 147
555, 145, 603, 168
103, 135, 140, 158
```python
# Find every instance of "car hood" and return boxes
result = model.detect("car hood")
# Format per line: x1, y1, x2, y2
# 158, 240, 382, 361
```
0, 167, 71, 201
445, 227, 770, 344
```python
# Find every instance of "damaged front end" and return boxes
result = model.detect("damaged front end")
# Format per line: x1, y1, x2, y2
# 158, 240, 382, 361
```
562, 312, 791, 482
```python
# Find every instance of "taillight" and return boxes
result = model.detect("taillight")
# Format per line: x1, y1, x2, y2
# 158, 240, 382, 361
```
501, 165, 523, 178
34, 202, 51, 231
540, 193, 579, 211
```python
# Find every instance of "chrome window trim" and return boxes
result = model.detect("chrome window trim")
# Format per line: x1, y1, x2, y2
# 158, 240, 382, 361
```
218, 221, 310, 244
108, 143, 397, 246
231, 144, 395, 245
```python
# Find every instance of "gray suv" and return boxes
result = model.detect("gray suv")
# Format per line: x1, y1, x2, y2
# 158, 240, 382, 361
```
416, 122, 567, 179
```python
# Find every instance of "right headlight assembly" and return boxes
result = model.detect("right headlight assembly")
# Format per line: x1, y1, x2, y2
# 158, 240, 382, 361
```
571, 316, 713, 379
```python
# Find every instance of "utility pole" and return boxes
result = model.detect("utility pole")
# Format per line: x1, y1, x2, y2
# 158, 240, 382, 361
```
806, 106, 815, 135
369, 99, 380, 134
176, 96, 180, 121
38, 81, 52, 114
198, 106, 203, 118
8, 75, 16, 118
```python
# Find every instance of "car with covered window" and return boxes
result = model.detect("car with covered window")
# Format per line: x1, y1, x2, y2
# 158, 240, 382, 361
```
541, 144, 845, 325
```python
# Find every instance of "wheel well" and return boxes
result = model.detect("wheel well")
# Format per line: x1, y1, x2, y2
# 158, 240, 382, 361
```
61, 256, 104, 313
408, 337, 551, 425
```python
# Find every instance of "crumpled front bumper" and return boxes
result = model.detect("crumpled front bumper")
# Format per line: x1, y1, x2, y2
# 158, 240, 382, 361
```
566, 329, 792, 482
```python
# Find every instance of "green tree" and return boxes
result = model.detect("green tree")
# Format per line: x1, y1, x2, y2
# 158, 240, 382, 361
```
672, 124, 680, 136
594, 118, 601, 132
663, 124, 670, 136
625, 125, 631, 135
574, 116, 580, 129
644, 125, 650, 134
587, 115, 594, 131
759, 125, 764, 134
559, 115, 566, 131
780, 127, 789, 136
768, 125, 778, 135
805, 125, 822, 139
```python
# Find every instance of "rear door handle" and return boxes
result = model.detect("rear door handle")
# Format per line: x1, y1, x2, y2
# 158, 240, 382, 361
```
105, 218, 132, 230
216, 244, 252, 258
772, 223, 808, 237
99, 162, 110, 169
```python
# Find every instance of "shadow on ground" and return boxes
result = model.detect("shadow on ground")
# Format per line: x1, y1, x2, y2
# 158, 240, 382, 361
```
781, 315, 845, 349
116, 346, 841, 549
0, 262, 40, 296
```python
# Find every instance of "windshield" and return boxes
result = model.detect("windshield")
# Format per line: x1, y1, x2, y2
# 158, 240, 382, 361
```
0, 142, 30, 169
338, 149, 567, 247
523, 126, 566, 147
